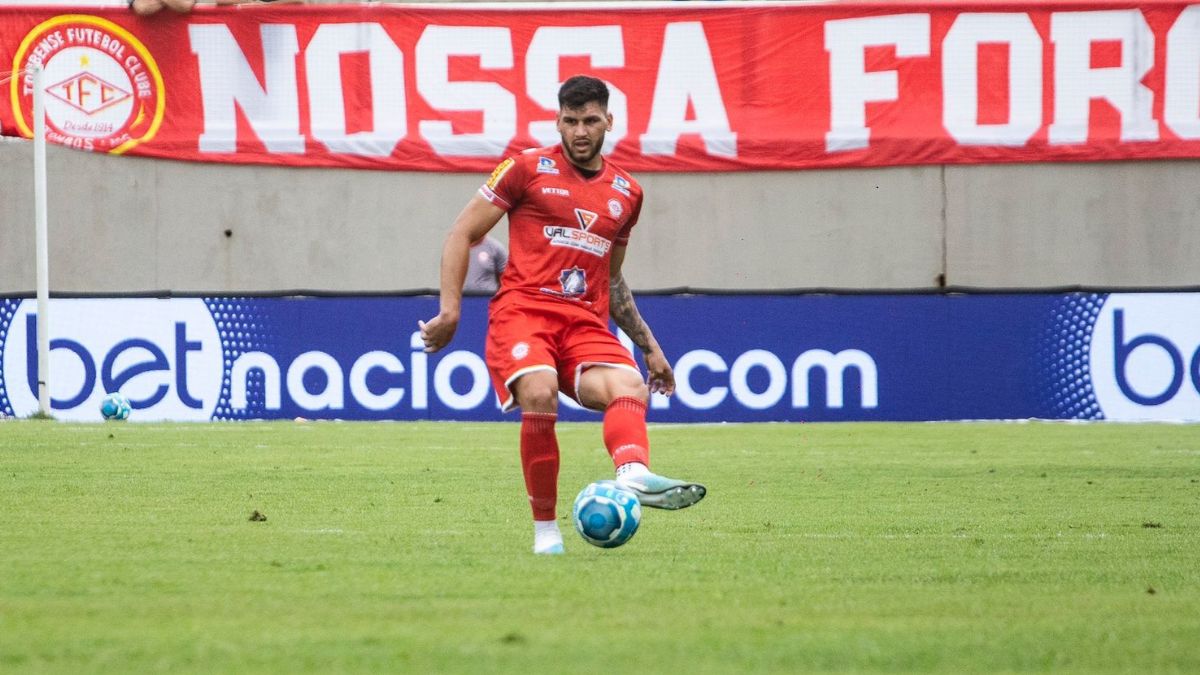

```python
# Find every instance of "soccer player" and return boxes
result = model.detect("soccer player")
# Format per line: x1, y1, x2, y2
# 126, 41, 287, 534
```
419, 75, 706, 555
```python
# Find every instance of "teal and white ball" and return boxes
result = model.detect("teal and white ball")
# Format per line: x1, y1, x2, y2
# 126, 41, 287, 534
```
572, 481, 641, 548
99, 392, 131, 421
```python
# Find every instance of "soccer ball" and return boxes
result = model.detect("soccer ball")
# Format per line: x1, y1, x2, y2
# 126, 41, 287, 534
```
99, 392, 131, 421
572, 481, 642, 548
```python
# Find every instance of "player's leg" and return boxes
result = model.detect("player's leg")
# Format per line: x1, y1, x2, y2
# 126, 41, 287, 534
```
577, 366, 706, 509
511, 371, 566, 554
563, 310, 707, 510
576, 365, 651, 468
485, 302, 566, 554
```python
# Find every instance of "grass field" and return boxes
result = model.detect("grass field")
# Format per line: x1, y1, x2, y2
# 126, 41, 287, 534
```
1, 420, 1198, 673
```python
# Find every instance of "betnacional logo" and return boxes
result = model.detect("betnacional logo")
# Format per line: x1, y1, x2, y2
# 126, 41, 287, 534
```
10, 15, 164, 154
1089, 294, 1200, 421
1, 299, 222, 421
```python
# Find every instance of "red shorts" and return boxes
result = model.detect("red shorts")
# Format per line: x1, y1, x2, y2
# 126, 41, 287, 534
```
486, 295, 639, 412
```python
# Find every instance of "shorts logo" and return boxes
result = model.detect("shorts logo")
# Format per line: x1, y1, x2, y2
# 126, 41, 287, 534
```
574, 208, 598, 231
10, 16, 165, 154
541, 186, 570, 197
537, 156, 559, 175
559, 267, 587, 297
612, 175, 631, 196
512, 342, 530, 360
486, 157, 514, 189
607, 199, 623, 219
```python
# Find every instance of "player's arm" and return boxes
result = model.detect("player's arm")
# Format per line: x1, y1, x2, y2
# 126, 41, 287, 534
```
418, 194, 505, 353
609, 245, 675, 396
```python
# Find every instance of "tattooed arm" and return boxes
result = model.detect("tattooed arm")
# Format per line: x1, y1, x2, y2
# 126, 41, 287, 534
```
609, 245, 675, 396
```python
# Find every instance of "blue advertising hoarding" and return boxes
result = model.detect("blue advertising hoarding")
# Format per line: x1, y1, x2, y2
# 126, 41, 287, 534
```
0, 293, 1196, 422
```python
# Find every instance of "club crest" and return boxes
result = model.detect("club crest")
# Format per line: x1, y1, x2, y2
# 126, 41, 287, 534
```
559, 267, 587, 297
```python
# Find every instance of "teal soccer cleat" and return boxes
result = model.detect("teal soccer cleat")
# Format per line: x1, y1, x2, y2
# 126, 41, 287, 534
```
616, 473, 707, 510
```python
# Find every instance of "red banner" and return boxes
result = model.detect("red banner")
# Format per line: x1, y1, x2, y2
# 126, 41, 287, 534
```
3, 2, 1200, 171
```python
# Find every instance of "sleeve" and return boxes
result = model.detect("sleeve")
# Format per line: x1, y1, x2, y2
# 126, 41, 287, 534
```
613, 190, 642, 246
478, 156, 526, 211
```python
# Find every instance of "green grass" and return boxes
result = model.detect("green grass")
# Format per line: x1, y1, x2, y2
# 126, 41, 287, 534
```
1, 421, 1198, 673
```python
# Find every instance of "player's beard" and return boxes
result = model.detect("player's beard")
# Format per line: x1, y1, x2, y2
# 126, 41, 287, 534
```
564, 134, 603, 167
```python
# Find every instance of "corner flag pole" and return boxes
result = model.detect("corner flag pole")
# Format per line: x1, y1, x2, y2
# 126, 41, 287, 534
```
32, 64, 50, 417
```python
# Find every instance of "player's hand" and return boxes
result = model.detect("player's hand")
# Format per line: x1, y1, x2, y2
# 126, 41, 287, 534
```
418, 312, 459, 353
644, 348, 675, 397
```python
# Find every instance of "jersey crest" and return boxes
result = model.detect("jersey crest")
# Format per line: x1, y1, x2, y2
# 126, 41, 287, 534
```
559, 267, 587, 297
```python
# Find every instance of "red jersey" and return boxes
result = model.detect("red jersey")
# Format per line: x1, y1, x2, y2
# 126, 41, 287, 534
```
478, 145, 643, 319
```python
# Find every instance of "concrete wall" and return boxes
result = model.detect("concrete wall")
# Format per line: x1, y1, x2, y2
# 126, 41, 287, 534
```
1, 139, 1197, 293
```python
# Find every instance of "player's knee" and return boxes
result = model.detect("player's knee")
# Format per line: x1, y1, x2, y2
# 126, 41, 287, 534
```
610, 377, 649, 404
516, 381, 559, 412
629, 381, 651, 403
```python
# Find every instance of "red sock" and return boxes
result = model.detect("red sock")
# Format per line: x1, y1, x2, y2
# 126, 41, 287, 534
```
520, 412, 559, 520
603, 396, 650, 468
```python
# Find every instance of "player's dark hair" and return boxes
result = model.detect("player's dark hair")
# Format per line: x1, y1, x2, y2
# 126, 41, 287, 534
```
558, 75, 609, 110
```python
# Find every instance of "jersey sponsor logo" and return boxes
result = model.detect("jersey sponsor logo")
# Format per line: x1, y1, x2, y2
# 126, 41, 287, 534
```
559, 267, 587, 297
541, 186, 569, 197
543, 226, 612, 257
11, 15, 165, 154
485, 157, 515, 189
612, 175, 631, 196
536, 156, 559, 175
607, 199, 623, 219
574, 208, 599, 231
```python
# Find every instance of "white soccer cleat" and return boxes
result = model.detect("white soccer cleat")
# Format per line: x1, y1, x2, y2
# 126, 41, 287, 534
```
616, 473, 707, 510
534, 541, 564, 555
533, 522, 565, 555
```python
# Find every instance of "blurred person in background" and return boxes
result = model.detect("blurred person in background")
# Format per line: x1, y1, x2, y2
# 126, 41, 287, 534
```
130, 0, 300, 17
464, 235, 508, 295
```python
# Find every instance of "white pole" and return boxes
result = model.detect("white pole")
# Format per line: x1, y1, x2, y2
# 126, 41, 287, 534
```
32, 64, 50, 418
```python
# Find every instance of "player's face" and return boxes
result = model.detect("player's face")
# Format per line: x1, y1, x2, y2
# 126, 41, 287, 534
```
557, 102, 612, 170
